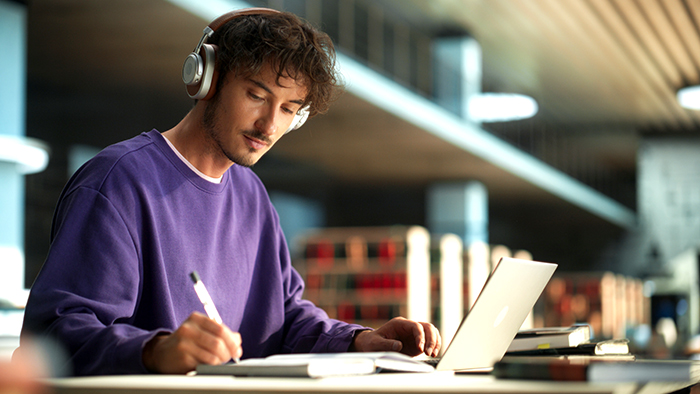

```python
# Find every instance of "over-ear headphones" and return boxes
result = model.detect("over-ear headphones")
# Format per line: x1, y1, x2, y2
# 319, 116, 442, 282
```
182, 7, 310, 134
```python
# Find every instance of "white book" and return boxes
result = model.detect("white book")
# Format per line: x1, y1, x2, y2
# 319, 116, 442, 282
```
196, 352, 434, 378
506, 325, 592, 353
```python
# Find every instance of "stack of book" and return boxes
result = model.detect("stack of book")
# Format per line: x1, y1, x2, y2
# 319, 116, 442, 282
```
495, 325, 700, 384
494, 357, 700, 382
505, 324, 632, 359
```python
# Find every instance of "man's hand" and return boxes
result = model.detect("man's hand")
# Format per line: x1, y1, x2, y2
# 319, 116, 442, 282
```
142, 312, 242, 374
350, 317, 441, 358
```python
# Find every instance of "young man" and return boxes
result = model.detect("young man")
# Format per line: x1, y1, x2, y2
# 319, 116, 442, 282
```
19, 8, 441, 376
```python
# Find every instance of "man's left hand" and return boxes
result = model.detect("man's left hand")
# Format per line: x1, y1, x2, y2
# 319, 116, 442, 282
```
350, 317, 441, 358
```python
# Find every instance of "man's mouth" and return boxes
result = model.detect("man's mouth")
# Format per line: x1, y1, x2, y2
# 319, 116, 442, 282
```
243, 133, 270, 151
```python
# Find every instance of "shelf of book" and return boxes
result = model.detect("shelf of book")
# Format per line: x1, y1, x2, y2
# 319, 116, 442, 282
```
541, 272, 649, 340
293, 225, 542, 342
297, 225, 650, 349
294, 226, 431, 328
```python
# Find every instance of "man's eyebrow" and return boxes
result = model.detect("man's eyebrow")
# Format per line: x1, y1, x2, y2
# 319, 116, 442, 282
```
250, 79, 305, 106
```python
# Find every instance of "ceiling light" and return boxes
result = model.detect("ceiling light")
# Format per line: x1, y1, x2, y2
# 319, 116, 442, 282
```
0, 135, 50, 174
468, 93, 538, 122
677, 85, 700, 110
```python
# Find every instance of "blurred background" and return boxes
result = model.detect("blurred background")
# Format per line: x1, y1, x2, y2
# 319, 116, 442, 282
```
3, 0, 700, 361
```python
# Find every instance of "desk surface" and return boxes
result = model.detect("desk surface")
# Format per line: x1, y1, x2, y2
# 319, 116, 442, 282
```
48, 372, 695, 394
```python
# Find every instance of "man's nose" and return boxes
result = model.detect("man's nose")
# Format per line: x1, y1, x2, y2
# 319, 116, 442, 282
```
254, 108, 279, 136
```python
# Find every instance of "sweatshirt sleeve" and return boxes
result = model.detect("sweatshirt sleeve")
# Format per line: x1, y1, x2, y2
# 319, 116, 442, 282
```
21, 187, 159, 376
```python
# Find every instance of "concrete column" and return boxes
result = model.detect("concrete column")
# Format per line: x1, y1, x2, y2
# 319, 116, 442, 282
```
433, 36, 482, 121
427, 181, 489, 310
0, 1, 48, 307
0, 0, 28, 304
427, 181, 488, 245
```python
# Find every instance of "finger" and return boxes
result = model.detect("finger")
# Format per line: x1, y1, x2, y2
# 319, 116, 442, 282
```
225, 331, 243, 360
426, 323, 440, 357
412, 321, 426, 353
188, 312, 241, 353
386, 338, 403, 352
181, 314, 236, 363
197, 316, 243, 360
176, 336, 223, 366
422, 323, 441, 357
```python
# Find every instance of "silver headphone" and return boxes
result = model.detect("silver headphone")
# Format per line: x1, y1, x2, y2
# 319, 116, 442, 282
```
182, 8, 310, 134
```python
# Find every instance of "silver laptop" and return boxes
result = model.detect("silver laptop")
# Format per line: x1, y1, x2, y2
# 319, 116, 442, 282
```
434, 257, 557, 372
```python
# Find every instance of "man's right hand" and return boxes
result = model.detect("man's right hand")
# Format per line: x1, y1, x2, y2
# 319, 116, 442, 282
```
142, 312, 242, 374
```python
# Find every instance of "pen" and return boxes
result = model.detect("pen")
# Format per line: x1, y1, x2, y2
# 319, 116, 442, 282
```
189, 270, 240, 364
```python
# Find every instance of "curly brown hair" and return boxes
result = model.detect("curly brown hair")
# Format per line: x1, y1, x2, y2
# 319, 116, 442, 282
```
209, 11, 341, 117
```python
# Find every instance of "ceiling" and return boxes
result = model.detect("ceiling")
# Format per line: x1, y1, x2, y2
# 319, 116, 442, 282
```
22, 0, 700, 271
368, 0, 700, 213
379, 0, 700, 129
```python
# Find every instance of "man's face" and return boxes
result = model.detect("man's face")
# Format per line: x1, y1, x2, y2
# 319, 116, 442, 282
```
202, 65, 308, 168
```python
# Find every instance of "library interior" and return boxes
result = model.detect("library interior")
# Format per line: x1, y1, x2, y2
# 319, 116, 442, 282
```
3, 0, 700, 392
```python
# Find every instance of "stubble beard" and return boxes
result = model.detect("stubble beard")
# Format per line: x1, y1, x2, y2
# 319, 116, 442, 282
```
201, 96, 263, 169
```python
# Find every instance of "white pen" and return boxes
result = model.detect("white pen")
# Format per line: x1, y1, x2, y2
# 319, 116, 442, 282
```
189, 271, 240, 363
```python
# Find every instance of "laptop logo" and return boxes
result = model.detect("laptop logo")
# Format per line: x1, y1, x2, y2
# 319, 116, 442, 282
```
493, 305, 509, 328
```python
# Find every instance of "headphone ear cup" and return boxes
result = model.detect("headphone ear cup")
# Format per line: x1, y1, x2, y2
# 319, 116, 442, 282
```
182, 52, 203, 86
186, 44, 217, 100
285, 106, 310, 134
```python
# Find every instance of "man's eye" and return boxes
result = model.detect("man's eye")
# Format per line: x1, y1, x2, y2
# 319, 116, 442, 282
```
282, 107, 295, 115
248, 92, 263, 101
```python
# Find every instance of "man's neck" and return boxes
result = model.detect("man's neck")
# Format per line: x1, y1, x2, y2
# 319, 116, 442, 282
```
162, 108, 232, 178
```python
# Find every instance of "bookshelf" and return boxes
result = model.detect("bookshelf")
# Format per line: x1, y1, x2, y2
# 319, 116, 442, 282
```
542, 272, 648, 340
293, 225, 542, 344
294, 226, 431, 328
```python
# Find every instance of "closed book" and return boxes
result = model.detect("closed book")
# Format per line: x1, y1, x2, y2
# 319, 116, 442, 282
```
506, 339, 630, 356
196, 351, 434, 378
506, 325, 592, 352
494, 357, 700, 382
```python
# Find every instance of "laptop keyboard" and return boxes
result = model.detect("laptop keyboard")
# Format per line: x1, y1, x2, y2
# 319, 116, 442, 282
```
422, 358, 441, 367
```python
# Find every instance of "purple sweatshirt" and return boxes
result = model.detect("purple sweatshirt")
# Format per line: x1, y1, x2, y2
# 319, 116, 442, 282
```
21, 130, 365, 376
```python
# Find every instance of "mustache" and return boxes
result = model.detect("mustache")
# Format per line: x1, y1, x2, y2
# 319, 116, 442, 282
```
242, 131, 272, 145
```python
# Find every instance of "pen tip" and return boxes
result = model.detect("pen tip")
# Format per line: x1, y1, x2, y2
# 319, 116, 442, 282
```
189, 271, 200, 283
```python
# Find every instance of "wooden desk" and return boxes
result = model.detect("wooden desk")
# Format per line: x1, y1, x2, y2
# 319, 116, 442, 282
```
48, 372, 696, 394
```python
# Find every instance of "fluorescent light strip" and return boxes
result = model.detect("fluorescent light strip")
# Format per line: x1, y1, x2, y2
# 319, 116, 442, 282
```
468, 93, 538, 122
166, 0, 251, 21
677, 86, 700, 110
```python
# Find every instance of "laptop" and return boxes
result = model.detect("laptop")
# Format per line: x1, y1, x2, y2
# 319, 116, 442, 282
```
432, 257, 557, 372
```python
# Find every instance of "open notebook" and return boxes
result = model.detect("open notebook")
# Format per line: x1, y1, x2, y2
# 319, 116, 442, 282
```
196, 351, 433, 377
